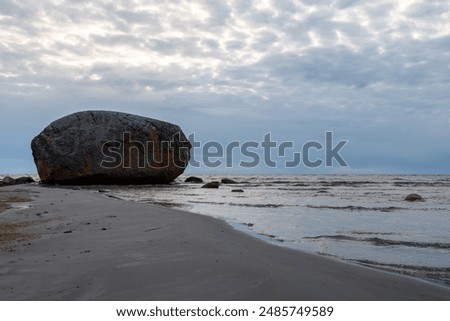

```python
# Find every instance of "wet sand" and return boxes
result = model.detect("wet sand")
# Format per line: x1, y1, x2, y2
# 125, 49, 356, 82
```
0, 185, 449, 300
0, 189, 35, 247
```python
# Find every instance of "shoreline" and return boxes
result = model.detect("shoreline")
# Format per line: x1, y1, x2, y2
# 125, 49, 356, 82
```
0, 184, 449, 300
95, 174, 450, 285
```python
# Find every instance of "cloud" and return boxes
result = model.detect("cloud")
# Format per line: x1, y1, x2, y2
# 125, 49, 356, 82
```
1, 0, 450, 173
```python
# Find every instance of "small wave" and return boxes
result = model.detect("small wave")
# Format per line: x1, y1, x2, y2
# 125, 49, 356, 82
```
277, 187, 330, 191
270, 180, 299, 184
346, 231, 398, 236
317, 180, 382, 187
354, 259, 450, 272
366, 237, 450, 249
151, 201, 184, 208
229, 203, 286, 208
104, 194, 123, 200
352, 259, 450, 285
188, 200, 226, 205
306, 205, 403, 212
304, 235, 450, 249
188, 200, 285, 208
393, 181, 450, 187
258, 232, 285, 243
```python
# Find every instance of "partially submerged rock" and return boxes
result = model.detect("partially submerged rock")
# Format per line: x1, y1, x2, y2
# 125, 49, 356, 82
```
31, 111, 191, 185
185, 176, 203, 183
231, 189, 244, 193
221, 178, 237, 184
0, 176, 35, 187
202, 181, 220, 189
404, 193, 425, 202
2, 176, 16, 185
15, 177, 35, 185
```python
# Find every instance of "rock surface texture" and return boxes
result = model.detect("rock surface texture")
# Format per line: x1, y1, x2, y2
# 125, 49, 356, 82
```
31, 111, 191, 184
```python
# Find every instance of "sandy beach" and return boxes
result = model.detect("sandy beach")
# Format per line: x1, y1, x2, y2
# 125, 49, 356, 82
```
0, 184, 449, 300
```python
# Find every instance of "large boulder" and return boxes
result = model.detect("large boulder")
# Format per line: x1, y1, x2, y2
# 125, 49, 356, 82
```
31, 111, 191, 184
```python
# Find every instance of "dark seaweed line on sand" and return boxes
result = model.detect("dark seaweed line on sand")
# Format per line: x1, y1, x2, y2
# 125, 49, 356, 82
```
304, 235, 450, 249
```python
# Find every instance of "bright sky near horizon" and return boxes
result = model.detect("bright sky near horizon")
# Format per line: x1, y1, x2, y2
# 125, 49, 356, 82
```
1, 0, 450, 174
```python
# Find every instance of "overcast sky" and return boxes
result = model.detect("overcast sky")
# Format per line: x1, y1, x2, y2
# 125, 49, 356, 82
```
1, 0, 450, 174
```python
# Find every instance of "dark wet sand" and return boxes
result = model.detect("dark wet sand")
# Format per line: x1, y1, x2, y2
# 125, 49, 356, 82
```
0, 185, 449, 300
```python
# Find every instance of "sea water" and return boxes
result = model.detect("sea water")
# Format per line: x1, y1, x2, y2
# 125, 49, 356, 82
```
103, 174, 450, 285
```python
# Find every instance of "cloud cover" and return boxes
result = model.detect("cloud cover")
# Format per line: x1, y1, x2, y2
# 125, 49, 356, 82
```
1, 0, 449, 173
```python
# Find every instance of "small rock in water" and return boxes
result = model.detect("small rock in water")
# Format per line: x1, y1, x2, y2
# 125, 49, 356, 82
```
221, 178, 237, 184
232, 189, 244, 193
14, 176, 35, 184
2, 176, 16, 185
202, 181, 220, 188
185, 176, 203, 183
98, 189, 111, 193
404, 193, 425, 202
